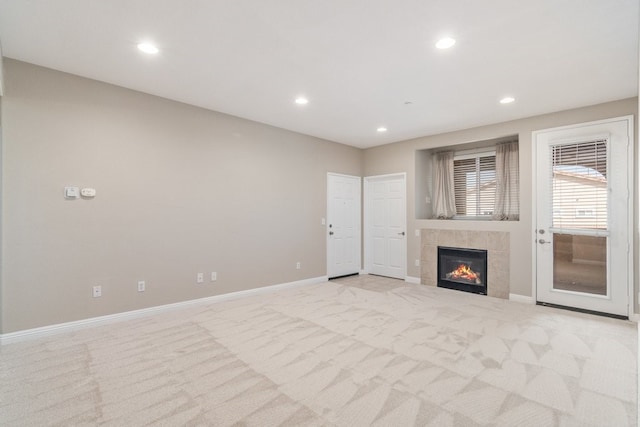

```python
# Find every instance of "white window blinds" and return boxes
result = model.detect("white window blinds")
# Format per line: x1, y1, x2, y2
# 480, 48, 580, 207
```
453, 154, 496, 217
551, 140, 607, 230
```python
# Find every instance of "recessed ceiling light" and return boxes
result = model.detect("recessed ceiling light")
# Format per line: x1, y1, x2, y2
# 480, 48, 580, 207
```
295, 97, 309, 105
377, 127, 388, 133
500, 96, 515, 104
435, 37, 456, 49
137, 43, 159, 54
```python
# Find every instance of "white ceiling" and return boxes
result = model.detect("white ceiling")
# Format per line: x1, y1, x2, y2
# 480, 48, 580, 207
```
0, 1, 637, 148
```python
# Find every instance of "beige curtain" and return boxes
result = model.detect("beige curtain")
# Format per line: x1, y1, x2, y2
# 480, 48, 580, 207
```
493, 141, 519, 220
433, 151, 456, 218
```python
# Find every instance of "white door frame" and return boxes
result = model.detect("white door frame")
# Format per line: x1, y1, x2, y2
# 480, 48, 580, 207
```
326, 173, 361, 278
364, 173, 407, 278
531, 115, 634, 317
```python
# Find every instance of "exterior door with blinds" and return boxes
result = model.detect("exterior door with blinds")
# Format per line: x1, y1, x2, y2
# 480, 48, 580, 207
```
534, 116, 632, 317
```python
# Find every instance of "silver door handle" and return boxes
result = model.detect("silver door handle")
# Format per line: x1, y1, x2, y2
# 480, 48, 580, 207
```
538, 239, 550, 244
329, 231, 334, 236
398, 231, 405, 236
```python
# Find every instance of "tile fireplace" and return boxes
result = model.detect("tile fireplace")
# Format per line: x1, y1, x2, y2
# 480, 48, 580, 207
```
421, 229, 510, 299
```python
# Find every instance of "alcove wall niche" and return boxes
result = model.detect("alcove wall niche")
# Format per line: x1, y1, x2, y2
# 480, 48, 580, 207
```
414, 134, 519, 220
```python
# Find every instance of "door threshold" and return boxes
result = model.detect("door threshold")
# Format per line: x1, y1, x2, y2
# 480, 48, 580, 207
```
368, 273, 405, 281
536, 301, 628, 320
328, 273, 359, 280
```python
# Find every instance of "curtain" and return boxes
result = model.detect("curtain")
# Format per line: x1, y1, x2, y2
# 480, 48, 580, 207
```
493, 141, 519, 220
433, 151, 456, 218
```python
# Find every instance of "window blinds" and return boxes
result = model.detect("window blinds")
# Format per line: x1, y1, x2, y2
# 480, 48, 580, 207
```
551, 140, 607, 230
453, 155, 496, 216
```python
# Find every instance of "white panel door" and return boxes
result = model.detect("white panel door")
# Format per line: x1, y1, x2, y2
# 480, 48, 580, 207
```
534, 116, 632, 317
327, 173, 361, 278
365, 174, 406, 279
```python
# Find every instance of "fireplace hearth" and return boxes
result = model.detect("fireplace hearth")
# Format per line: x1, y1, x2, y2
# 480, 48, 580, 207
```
438, 246, 488, 295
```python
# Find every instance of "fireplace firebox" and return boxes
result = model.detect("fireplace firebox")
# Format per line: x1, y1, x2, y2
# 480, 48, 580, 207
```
437, 246, 488, 295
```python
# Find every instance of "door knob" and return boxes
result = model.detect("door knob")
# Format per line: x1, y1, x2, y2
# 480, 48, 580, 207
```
538, 239, 550, 244
398, 231, 405, 236
329, 231, 334, 236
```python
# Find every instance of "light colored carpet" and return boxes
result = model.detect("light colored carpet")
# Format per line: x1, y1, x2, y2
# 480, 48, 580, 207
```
0, 275, 637, 426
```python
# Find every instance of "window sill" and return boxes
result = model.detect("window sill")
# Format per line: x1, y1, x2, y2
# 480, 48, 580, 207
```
419, 216, 519, 222
452, 216, 493, 221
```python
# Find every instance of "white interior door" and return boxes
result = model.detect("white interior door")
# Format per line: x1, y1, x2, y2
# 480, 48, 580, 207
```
534, 116, 632, 317
365, 174, 406, 279
327, 173, 361, 279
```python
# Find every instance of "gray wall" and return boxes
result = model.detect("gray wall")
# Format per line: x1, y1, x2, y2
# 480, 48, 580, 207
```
0, 59, 363, 333
363, 97, 638, 303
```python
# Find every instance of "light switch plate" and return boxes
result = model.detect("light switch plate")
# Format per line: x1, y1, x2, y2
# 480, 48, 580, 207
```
64, 186, 80, 199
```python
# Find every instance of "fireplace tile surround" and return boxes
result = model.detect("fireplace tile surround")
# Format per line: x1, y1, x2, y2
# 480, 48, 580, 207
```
421, 229, 510, 299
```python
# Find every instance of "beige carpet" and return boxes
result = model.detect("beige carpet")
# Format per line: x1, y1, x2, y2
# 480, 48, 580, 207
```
0, 275, 637, 426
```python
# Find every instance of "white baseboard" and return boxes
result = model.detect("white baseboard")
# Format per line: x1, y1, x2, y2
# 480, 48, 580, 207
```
629, 313, 640, 322
0, 275, 328, 345
405, 276, 421, 284
509, 294, 535, 304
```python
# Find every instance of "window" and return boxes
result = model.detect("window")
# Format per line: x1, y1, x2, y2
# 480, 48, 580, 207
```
453, 152, 496, 218
551, 141, 607, 229
418, 136, 519, 220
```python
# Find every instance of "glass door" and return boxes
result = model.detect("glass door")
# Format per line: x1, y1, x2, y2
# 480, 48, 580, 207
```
535, 117, 631, 317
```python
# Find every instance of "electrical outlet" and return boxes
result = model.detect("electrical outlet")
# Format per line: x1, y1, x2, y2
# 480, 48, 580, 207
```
296, 262, 301, 270
137, 280, 145, 292
196, 273, 204, 284
210, 272, 217, 281
92, 285, 102, 298
415, 259, 420, 267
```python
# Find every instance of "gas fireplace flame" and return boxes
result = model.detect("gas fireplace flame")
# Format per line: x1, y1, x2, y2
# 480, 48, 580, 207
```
446, 264, 481, 284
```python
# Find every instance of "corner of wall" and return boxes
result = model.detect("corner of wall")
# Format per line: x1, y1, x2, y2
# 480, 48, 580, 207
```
0, 123, 3, 335
0, 43, 5, 97
0, 49, 3, 331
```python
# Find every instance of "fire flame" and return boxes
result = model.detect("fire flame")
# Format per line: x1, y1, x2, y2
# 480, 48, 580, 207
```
449, 264, 479, 281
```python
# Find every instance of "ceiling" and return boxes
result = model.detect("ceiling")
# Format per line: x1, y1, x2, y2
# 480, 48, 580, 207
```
0, 1, 638, 148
